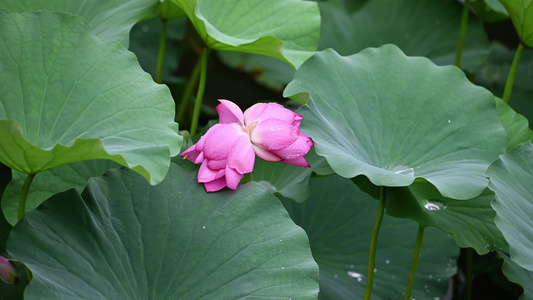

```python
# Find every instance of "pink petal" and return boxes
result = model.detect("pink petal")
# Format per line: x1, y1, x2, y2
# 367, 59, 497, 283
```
225, 166, 244, 190
244, 102, 300, 126
180, 145, 204, 164
251, 118, 299, 150
217, 99, 244, 124
198, 162, 225, 182
204, 177, 227, 192
195, 135, 206, 151
252, 144, 282, 162
272, 132, 314, 160
208, 159, 227, 170
203, 123, 247, 160
243, 103, 267, 125
282, 156, 311, 168
227, 135, 255, 173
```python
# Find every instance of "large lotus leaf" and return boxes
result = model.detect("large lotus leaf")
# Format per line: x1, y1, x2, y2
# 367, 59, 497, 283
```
496, 97, 533, 150
284, 45, 506, 200
499, 0, 533, 46
0, 10, 182, 184
487, 141, 533, 271
172, 0, 320, 68
2, 160, 119, 225
0, 0, 156, 47
471, 0, 509, 23
318, 0, 489, 73
385, 182, 507, 254
250, 147, 333, 203
282, 175, 459, 299
501, 252, 533, 299
7, 164, 319, 299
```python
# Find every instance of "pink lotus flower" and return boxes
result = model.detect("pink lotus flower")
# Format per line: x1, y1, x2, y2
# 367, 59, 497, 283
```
0, 256, 17, 285
181, 100, 314, 192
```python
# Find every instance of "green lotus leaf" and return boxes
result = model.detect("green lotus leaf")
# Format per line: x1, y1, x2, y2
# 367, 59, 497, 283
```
0, 0, 156, 47
386, 182, 507, 254
0, 10, 182, 184
487, 141, 533, 271
7, 164, 319, 299
496, 97, 533, 150
284, 45, 506, 200
250, 147, 332, 203
501, 252, 533, 299
2, 160, 119, 225
282, 175, 459, 299
471, 0, 509, 23
499, 0, 533, 46
172, 0, 320, 68
319, 0, 489, 73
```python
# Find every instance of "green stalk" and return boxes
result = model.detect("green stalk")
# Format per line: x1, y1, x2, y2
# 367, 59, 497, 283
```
455, 0, 470, 68
364, 186, 386, 300
155, 19, 168, 84
502, 42, 524, 104
404, 225, 426, 300
189, 48, 210, 137
176, 55, 202, 124
18, 173, 36, 221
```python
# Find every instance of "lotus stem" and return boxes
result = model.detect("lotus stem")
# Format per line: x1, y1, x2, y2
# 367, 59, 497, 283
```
176, 54, 202, 124
502, 42, 524, 104
18, 173, 36, 221
190, 48, 210, 136
155, 18, 168, 84
364, 186, 385, 300
404, 225, 425, 300
455, 0, 470, 68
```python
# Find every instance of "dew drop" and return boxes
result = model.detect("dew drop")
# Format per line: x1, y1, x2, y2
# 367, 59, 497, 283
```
202, 226, 206, 229
282, 267, 285, 270
347, 271, 363, 279
334, 274, 338, 278
280, 239, 283, 242
386, 259, 390, 264
447, 119, 451, 123
424, 200, 446, 211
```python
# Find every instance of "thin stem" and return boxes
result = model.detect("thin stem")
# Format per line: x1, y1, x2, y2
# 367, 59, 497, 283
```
502, 42, 524, 104
404, 225, 426, 300
176, 55, 202, 124
364, 186, 386, 300
18, 173, 36, 221
155, 19, 168, 84
455, 0, 470, 68
189, 48, 210, 137
465, 248, 474, 300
